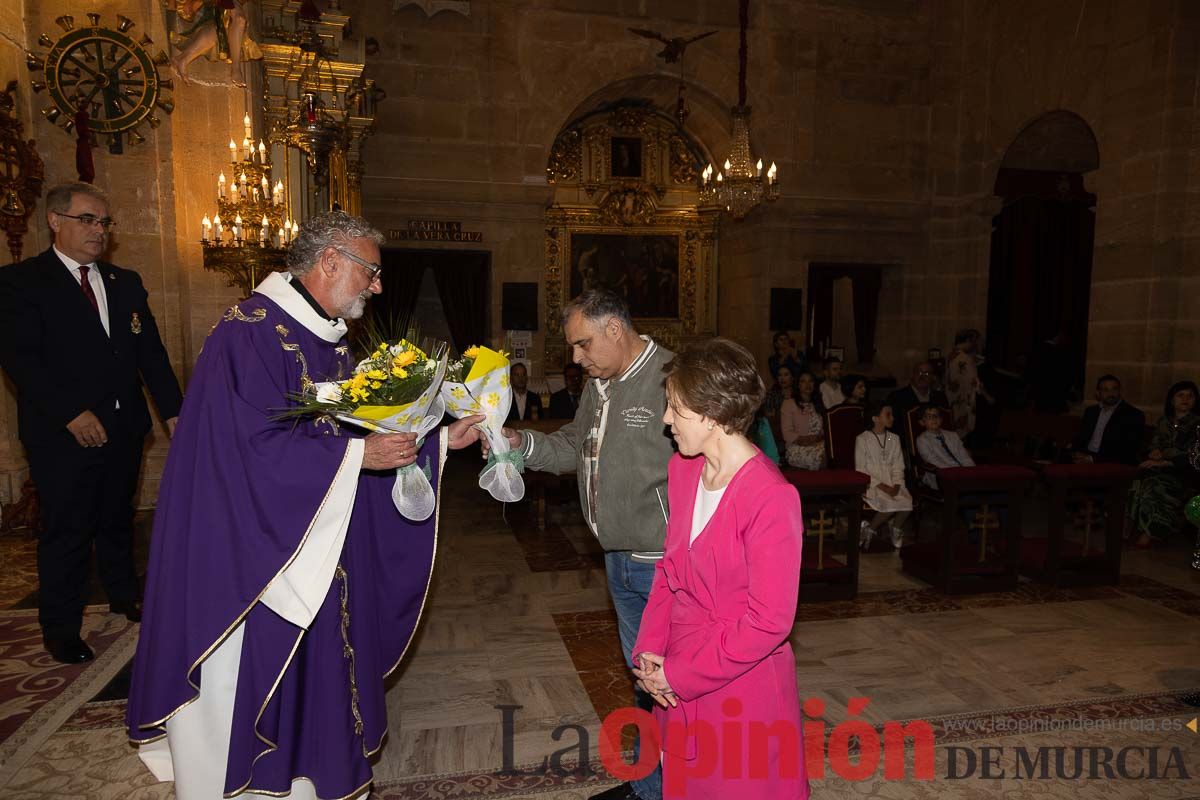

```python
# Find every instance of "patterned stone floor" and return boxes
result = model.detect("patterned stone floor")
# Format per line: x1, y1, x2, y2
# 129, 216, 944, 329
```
1, 452, 1199, 798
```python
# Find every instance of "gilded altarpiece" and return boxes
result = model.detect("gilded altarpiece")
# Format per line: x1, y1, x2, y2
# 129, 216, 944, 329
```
544, 105, 718, 369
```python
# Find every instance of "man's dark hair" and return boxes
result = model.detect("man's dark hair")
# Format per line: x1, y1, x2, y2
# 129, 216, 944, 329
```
1096, 374, 1120, 390
823, 356, 842, 369
510, 362, 528, 375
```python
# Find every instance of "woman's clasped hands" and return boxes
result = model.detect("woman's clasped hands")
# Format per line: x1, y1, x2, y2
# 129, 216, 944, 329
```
633, 652, 677, 708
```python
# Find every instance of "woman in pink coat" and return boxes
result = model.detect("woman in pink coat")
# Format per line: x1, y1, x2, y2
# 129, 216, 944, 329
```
632, 338, 809, 800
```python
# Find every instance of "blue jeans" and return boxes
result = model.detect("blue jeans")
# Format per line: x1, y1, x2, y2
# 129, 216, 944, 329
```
604, 551, 663, 800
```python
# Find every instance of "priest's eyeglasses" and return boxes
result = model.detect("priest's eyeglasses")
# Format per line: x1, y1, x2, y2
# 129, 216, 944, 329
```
334, 247, 382, 282
56, 213, 117, 231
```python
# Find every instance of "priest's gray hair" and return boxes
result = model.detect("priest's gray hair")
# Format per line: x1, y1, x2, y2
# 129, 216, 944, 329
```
45, 182, 109, 216
561, 289, 634, 331
287, 211, 384, 277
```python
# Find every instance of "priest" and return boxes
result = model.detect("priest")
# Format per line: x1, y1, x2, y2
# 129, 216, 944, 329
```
126, 212, 482, 799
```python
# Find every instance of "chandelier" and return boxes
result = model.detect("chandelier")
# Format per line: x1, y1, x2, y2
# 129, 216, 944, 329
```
201, 113, 296, 296
697, 0, 779, 220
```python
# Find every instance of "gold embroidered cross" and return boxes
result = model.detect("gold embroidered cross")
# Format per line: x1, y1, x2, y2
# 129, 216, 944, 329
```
807, 508, 835, 569
970, 504, 1000, 563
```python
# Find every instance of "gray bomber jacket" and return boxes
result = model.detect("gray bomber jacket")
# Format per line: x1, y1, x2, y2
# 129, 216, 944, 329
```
521, 338, 675, 555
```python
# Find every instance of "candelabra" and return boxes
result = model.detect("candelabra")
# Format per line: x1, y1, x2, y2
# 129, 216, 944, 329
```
696, 0, 780, 221
201, 113, 297, 296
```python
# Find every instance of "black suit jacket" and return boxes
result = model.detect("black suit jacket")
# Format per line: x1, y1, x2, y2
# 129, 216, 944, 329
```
505, 390, 544, 423
1073, 402, 1146, 465
548, 388, 580, 420
0, 248, 183, 449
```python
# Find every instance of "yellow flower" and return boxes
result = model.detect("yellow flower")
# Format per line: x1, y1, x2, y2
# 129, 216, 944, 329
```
484, 392, 499, 408
391, 366, 408, 379
366, 368, 386, 381
463, 346, 480, 359
451, 386, 467, 399
393, 350, 418, 369
370, 381, 382, 389
499, 375, 509, 389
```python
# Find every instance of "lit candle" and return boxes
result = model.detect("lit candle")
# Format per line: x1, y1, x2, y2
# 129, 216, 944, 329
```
214, 213, 223, 241
228, 139, 237, 161
234, 214, 243, 240
260, 215, 269, 243
239, 172, 248, 192
229, 183, 238, 203
243, 112, 252, 141
201, 215, 211, 242
767, 161, 777, 183
274, 180, 284, 206
756, 158, 762, 177
716, 171, 724, 183
218, 172, 226, 199
278, 227, 286, 248
252, 187, 259, 202
261, 175, 269, 197
723, 158, 731, 172
258, 140, 267, 163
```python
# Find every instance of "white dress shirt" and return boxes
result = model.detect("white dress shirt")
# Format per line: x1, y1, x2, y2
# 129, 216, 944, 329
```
513, 390, 528, 420
55, 245, 110, 336
1087, 404, 1118, 454
820, 381, 845, 408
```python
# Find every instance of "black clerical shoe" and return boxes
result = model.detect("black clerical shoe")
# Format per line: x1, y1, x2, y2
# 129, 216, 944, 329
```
109, 600, 143, 623
589, 783, 642, 800
44, 635, 95, 664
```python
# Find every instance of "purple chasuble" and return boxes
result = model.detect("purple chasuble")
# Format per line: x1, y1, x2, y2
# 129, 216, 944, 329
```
126, 288, 439, 797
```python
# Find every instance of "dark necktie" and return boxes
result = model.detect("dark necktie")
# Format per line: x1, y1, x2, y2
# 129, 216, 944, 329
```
78, 264, 99, 314
937, 434, 962, 466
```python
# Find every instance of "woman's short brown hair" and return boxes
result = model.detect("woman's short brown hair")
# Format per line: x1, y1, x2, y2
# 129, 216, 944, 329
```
663, 337, 764, 434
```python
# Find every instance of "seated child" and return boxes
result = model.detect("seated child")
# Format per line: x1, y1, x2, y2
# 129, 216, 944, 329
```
915, 404, 975, 488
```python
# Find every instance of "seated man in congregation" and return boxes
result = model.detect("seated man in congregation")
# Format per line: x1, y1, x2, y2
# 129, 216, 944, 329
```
915, 404, 975, 488
887, 360, 949, 447
505, 361, 543, 422
1071, 374, 1145, 465
548, 362, 585, 419
819, 355, 845, 408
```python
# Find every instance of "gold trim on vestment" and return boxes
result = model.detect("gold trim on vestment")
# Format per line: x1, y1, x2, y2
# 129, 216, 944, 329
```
132, 439, 359, 735
236, 775, 372, 800
336, 565, 366, 737
365, 427, 446, 759
223, 305, 268, 323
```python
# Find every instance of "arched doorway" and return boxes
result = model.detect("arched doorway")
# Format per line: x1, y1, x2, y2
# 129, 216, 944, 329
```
986, 110, 1099, 412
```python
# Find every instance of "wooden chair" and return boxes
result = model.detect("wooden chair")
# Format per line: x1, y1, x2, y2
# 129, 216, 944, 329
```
825, 405, 865, 469
783, 467, 869, 601
1021, 463, 1134, 587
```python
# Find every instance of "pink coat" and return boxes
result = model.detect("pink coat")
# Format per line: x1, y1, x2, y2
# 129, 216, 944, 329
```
634, 452, 809, 800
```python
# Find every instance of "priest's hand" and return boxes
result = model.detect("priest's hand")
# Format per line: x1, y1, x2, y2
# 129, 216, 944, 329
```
446, 414, 487, 450
362, 431, 419, 470
67, 410, 108, 448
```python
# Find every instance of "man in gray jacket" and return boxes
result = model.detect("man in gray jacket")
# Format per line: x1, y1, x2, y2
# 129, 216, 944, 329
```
498, 290, 673, 800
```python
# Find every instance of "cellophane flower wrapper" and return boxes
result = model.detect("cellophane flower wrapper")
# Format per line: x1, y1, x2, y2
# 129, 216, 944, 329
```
309, 350, 448, 521
440, 347, 525, 502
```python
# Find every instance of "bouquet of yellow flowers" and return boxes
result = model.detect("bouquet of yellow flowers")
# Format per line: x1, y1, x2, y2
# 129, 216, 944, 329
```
293, 338, 448, 521
440, 345, 525, 502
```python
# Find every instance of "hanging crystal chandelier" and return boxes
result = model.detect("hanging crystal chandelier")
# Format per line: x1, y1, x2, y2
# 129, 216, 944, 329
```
698, 0, 779, 220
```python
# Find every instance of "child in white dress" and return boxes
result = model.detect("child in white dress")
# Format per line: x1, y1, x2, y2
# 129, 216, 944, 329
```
854, 402, 913, 549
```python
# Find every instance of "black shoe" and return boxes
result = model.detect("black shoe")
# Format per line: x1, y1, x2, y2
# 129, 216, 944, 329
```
44, 635, 95, 664
109, 600, 142, 623
590, 783, 641, 800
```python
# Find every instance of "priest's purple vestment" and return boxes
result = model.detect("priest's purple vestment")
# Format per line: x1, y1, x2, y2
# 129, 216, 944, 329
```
126, 272, 440, 799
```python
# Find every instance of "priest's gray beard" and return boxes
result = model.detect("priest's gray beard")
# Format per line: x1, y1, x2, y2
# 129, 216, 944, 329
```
335, 276, 374, 320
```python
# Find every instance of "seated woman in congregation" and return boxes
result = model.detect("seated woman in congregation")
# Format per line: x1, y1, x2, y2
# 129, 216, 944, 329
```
837, 373, 869, 408
632, 337, 808, 800
781, 371, 826, 470
761, 363, 795, 419
1128, 380, 1199, 548
855, 401, 913, 549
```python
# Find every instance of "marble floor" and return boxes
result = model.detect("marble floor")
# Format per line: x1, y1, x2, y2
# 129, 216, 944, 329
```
1, 452, 1199, 798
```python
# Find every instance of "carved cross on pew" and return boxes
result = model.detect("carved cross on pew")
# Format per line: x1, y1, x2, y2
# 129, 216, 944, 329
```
807, 508, 836, 569
970, 504, 1000, 563
1071, 498, 1100, 556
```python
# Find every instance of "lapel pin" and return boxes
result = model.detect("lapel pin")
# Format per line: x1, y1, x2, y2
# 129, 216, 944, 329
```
131, 312, 142, 334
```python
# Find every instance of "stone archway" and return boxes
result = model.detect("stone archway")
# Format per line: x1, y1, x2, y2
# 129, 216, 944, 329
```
986, 110, 1099, 411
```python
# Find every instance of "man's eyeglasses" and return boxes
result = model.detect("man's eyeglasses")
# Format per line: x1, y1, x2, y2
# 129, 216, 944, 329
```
56, 213, 116, 231
334, 247, 382, 282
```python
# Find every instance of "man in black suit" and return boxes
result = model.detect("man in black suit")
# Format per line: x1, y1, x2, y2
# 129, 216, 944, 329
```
0, 183, 183, 664
505, 362, 543, 422
548, 362, 584, 419
886, 360, 950, 449
1072, 374, 1145, 465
